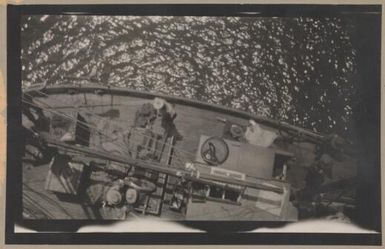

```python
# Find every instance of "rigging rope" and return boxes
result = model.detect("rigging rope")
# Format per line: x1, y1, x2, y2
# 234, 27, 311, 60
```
22, 95, 189, 166
23, 97, 188, 169
23, 89, 198, 160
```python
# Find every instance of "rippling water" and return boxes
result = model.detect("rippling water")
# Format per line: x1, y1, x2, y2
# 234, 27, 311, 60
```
21, 15, 358, 138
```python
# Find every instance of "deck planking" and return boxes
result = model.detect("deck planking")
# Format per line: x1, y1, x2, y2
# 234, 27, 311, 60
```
22, 89, 356, 221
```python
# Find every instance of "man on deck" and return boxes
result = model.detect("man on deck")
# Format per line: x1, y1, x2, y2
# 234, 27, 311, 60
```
152, 97, 177, 121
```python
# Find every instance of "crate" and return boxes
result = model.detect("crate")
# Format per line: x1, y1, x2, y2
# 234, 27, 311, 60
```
45, 155, 85, 195
49, 111, 90, 146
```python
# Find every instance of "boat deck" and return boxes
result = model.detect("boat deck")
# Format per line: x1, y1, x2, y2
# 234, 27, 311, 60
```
22, 87, 356, 221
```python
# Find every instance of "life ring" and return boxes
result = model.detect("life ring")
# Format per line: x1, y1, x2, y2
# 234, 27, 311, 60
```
200, 137, 229, 165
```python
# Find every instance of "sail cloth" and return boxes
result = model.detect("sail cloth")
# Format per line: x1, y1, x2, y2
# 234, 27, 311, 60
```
244, 120, 278, 147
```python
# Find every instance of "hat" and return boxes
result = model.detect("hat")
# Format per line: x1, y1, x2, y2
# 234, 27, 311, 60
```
105, 188, 122, 205
320, 154, 333, 166
230, 124, 243, 138
125, 188, 138, 204
153, 97, 165, 110
249, 119, 258, 126
319, 154, 333, 178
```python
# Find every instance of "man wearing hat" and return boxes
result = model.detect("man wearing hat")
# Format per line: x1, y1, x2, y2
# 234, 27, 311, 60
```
104, 180, 125, 206
148, 97, 177, 159
297, 153, 334, 201
101, 181, 139, 219
152, 97, 177, 121
125, 188, 138, 205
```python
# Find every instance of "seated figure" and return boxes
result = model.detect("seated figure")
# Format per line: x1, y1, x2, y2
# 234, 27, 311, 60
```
130, 97, 177, 161
244, 120, 278, 147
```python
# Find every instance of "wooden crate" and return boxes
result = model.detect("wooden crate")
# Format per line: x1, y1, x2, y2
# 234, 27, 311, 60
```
45, 155, 85, 195
49, 111, 90, 146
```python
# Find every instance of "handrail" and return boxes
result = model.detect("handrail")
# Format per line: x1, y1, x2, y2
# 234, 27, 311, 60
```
25, 83, 327, 143
43, 136, 285, 194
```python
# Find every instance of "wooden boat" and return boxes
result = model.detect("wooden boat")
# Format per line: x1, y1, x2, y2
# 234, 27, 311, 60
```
21, 83, 357, 222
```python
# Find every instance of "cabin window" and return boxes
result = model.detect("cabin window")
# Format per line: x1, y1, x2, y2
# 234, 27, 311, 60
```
272, 154, 292, 180
208, 186, 242, 203
224, 189, 241, 202
192, 182, 242, 203
208, 186, 224, 199
191, 183, 209, 197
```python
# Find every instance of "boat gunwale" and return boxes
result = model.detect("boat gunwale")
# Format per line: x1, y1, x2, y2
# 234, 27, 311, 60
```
25, 83, 326, 142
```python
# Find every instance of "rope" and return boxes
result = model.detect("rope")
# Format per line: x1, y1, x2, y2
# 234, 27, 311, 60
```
23, 90, 198, 161
22, 97, 135, 158
22, 96, 189, 166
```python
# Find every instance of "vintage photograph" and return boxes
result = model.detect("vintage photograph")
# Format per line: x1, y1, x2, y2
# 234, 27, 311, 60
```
7, 4, 381, 244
